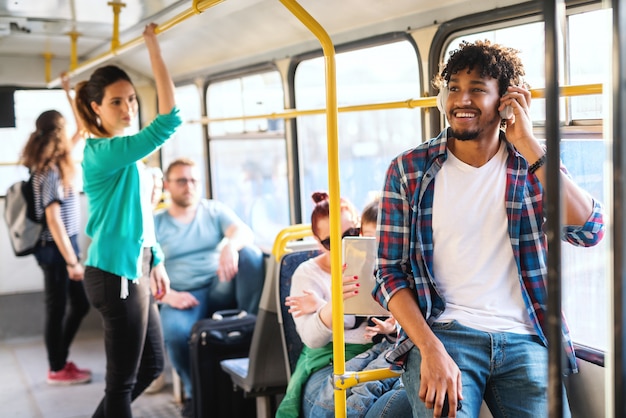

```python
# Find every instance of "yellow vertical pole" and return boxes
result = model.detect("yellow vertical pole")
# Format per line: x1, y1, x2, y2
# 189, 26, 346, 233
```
67, 31, 80, 71
277, 1, 345, 416
43, 52, 53, 84
107, 1, 126, 51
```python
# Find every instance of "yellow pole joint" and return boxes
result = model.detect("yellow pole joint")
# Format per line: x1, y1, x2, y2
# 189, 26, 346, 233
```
334, 368, 402, 390
43, 52, 53, 84
193, 0, 225, 15
67, 31, 80, 71
107, 1, 126, 51
192, 0, 203, 15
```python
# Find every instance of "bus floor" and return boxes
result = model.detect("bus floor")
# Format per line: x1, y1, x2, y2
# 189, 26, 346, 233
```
0, 330, 181, 418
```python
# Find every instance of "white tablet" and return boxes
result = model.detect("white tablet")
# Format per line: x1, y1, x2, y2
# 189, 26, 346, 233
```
342, 236, 391, 316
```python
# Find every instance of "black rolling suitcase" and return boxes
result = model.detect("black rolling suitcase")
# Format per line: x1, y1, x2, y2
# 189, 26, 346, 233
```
189, 309, 257, 418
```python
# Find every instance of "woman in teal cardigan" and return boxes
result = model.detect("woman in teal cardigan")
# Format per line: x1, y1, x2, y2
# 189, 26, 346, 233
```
75, 23, 181, 418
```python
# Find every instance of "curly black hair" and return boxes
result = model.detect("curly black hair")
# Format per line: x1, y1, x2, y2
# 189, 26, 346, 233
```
433, 40, 526, 96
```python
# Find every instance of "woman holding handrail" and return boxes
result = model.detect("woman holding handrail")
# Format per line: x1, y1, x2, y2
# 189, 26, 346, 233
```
74, 23, 181, 418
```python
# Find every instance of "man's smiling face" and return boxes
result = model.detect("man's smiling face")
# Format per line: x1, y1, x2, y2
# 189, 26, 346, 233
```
445, 68, 502, 141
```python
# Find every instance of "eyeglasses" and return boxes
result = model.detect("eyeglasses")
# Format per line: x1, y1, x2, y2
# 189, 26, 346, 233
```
320, 227, 360, 251
170, 178, 199, 187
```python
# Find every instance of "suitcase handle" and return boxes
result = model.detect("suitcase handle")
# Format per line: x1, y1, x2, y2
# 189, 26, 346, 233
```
211, 309, 248, 320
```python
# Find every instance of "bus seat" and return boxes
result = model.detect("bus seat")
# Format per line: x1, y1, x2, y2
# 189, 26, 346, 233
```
220, 254, 287, 417
220, 225, 317, 417
277, 248, 320, 377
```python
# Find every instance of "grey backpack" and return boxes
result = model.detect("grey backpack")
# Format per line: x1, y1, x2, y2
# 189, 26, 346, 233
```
4, 177, 43, 256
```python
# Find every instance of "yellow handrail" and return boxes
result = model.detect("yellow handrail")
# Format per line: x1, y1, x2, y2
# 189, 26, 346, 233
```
46, 0, 225, 87
271, 224, 313, 261
334, 368, 402, 390
0, 83, 604, 168
277, 0, 348, 416
190, 83, 604, 124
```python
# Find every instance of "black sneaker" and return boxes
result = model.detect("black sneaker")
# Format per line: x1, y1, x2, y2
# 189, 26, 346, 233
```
180, 398, 194, 418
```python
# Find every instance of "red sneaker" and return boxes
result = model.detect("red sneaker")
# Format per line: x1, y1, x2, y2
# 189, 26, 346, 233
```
47, 366, 91, 386
65, 361, 92, 376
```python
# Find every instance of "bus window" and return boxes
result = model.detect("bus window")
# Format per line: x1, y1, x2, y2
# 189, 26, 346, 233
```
208, 72, 285, 136
443, 8, 610, 352
1, 89, 83, 193
209, 138, 289, 252
161, 84, 206, 193
560, 7, 610, 351
294, 40, 422, 216
568, 9, 610, 121
206, 71, 289, 251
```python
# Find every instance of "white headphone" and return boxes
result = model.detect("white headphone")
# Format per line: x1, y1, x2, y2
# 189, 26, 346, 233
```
436, 87, 448, 114
436, 85, 513, 119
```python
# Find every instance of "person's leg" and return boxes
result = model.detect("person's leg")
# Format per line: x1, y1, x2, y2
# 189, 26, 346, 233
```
38, 237, 90, 371
130, 237, 164, 398
130, 297, 165, 399
302, 346, 390, 417
61, 236, 90, 364
364, 388, 412, 418
345, 342, 403, 417
234, 245, 265, 314
41, 260, 69, 372
160, 286, 212, 399
85, 265, 151, 418
483, 332, 571, 418
402, 321, 491, 418
62, 279, 90, 363
302, 364, 336, 418
347, 379, 393, 417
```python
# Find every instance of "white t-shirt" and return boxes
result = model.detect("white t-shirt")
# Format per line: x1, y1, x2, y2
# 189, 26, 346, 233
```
432, 142, 534, 334
154, 199, 242, 291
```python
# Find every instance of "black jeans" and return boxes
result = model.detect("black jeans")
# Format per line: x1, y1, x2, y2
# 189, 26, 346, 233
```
84, 249, 164, 418
35, 236, 90, 372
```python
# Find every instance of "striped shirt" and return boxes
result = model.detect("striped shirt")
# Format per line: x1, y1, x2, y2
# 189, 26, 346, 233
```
373, 129, 605, 373
32, 168, 80, 241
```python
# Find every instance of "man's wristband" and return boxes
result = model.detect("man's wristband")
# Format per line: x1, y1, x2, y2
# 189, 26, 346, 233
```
528, 153, 547, 174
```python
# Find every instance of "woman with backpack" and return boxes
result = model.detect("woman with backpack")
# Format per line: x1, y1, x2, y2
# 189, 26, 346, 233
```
20, 73, 91, 386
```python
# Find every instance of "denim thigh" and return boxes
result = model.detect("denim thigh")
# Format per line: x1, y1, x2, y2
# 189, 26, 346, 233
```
364, 388, 412, 418
303, 343, 403, 418
234, 245, 265, 314
402, 321, 567, 418
302, 364, 335, 417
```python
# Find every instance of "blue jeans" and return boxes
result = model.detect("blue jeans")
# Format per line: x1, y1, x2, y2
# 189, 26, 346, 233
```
402, 320, 571, 418
35, 236, 90, 372
83, 249, 164, 418
303, 340, 411, 418
365, 388, 411, 418
159, 245, 264, 398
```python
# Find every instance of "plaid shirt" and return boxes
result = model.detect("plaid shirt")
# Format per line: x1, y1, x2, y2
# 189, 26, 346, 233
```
373, 129, 605, 374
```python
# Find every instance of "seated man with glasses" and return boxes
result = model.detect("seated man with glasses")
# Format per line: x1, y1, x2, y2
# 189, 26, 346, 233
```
154, 158, 265, 417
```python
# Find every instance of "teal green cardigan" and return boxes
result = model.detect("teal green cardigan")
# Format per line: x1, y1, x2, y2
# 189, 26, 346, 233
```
82, 107, 181, 279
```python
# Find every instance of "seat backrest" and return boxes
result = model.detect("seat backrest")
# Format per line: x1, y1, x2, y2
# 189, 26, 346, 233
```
276, 248, 320, 377
239, 252, 289, 391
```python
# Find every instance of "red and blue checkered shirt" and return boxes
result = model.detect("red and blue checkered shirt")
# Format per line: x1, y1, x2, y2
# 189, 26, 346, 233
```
373, 129, 605, 374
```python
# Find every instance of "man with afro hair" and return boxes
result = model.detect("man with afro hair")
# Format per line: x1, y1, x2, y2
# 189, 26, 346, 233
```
373, 40, 605, 417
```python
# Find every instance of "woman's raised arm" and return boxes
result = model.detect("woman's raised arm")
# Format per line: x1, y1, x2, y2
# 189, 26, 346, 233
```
143, 23, 176, 114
